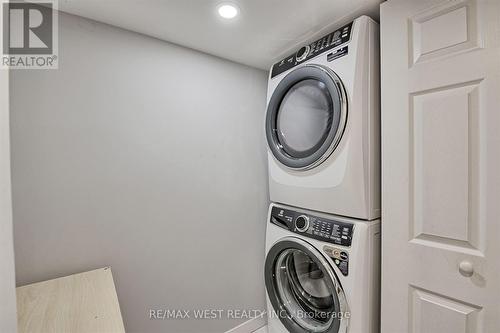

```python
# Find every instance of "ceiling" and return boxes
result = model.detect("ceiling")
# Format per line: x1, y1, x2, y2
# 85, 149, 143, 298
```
57, 0, 384, 70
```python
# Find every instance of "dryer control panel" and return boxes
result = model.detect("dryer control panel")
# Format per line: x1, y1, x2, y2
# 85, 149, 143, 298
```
270, 21, 353, 78
270, 206, 353, 247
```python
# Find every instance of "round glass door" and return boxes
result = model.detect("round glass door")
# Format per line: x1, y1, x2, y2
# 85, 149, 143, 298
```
277, 79, 333, 158
265, 238, 348, 333
266, 65, 347, 170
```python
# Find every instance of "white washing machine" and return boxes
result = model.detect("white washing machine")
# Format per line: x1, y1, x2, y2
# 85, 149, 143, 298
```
265, 16, 380, 220
265, 203, 380, 333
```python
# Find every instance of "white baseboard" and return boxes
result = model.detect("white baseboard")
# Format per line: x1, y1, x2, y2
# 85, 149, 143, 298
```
224, 313, 267, 333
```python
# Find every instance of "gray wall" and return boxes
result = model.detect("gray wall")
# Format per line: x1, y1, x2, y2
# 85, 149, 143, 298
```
10, 12, 269, 333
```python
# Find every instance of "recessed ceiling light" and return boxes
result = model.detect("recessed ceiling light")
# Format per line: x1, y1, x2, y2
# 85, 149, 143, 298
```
217, 3, 239, 19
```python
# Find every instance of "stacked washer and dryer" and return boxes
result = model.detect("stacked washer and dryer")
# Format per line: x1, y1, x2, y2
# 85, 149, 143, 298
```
263, 16, 381, 333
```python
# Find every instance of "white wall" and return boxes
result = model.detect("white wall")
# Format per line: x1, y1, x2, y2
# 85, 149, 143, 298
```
10, 12, 269, 333
1, 63, 17, 333
0, 9, 17, 331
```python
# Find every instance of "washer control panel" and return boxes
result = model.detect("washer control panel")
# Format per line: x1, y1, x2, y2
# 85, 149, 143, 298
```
271, 21, 353, 78
270, 206, 353, 247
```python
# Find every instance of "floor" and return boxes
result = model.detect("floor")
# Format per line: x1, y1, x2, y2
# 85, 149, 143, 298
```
253, 326, 267, 333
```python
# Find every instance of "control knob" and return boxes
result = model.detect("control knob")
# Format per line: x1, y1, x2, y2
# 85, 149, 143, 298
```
295, 45, 310, 62
295, 215, 310, 232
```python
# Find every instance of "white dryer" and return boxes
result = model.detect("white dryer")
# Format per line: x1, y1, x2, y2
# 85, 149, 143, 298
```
265, 203, 380, 333
265, 16, 380, 220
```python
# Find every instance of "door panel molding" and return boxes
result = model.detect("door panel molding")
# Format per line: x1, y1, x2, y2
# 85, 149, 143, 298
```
409, 0, 480, 65
409, 285, 482, 333
409, 80, 483, 253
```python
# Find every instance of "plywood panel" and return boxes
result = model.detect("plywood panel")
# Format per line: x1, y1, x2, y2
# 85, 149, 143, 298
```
16, 268, 125, 333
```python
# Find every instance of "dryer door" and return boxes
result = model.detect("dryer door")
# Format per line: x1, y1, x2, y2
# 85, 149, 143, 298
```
265, 64, 347, 170
265, 237, 349, 333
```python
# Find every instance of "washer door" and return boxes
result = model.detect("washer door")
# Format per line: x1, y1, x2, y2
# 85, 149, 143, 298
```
265, 237, 349, 333
265, 65, 347, 170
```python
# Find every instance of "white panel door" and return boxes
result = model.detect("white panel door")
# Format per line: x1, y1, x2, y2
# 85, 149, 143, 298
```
381, 0, 500, 332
